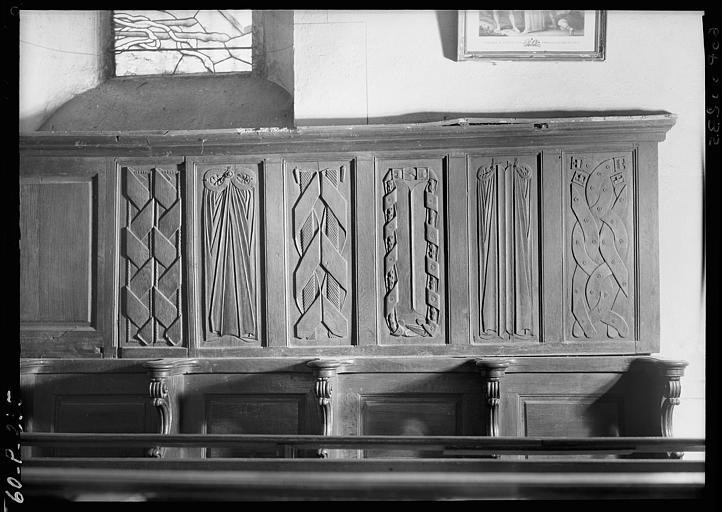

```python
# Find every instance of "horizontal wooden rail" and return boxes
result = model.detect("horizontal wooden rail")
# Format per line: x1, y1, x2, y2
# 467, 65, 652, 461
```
26, 457, 705, 473
21, 466, 705, 500
21, 433, 705, 454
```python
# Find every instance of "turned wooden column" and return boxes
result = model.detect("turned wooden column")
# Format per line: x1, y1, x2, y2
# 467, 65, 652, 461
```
476, 359, 514, 437
656, 359, 689, 459
306, 359, 353, 458
143, 359, 197, 458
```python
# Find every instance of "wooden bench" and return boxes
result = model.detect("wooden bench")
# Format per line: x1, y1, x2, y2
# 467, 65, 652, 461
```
20, 433, 705, 501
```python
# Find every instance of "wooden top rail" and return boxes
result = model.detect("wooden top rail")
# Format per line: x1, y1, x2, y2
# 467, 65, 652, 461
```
21, 433, 705, 454
26, 457, 706, 473
21, 466, 704, 501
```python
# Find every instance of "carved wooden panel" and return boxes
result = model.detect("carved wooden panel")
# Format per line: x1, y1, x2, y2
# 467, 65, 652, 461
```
377, 159, 446, 345
120, 165, 184, 347
469, 154, 540, 342
197, 163, 262, 347
285, 161, 353, 345
564, 152, 635, 341
205, 394, 305, 457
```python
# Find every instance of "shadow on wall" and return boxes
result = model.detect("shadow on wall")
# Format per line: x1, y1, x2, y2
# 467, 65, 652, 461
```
435, 10, 459, 62
35, 74, 294, 132
584, 358, 667, 439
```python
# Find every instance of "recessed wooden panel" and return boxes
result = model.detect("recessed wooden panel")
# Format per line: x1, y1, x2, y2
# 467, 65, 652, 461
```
284, 160, 353, 346
563, 152, 636, 342
54, 395, 151, 457
192, 160, 264, 348
205, 394, 304, 457
19, 156, 115, 358
520, 395, 624, 438
468, 153, 540, 343
376, 158, 446, 345
361, 394, 461, 458
20, 180, 93, 325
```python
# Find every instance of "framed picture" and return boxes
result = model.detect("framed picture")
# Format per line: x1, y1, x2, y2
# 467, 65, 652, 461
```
457, 10, 606, 61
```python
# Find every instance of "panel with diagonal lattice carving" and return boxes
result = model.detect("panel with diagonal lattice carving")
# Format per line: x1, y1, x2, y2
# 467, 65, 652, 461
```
121, 165, 183, 347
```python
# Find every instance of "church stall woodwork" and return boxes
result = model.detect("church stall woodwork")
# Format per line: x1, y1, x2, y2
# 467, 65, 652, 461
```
19, 114, 681, 458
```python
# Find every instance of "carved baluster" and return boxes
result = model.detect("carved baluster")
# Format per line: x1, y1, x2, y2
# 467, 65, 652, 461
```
307, 359, 353, 458
657, 359, 688, 459
143, 359, 197, 458
476, 359, 513, 439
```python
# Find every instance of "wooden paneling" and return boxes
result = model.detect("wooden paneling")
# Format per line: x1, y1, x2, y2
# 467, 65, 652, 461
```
20, 181, 92, 324
339, 373, 481, 458
181, 373, 315, 457
54, 395, 152, 457
187, 157, 265, 350
635, 143, 661, 353
520, 396, 623, 437
361, 394, 461, 458
284, 159, 354, 346
118, 160, 186, 353
353, 156, 378, 346
19, 156, 115, 358
563, 151, 636, 343
205, 395, 305, 457
376, 158, 447, 345
18, 115, 671, 357
446, 153, 470, 345
502, 372, 628, 439
468, 152, 540, 344
28, 373, 151, 457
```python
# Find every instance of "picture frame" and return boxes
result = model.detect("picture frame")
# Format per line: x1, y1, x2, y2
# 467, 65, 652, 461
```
457, 10, 606, 61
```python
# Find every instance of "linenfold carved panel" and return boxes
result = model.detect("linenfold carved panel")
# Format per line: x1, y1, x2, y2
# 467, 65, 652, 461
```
286, 162, 352, 345
121, 166, 183, 346
200, 164, 260, 346
470, 155, 539, 342
378, 160, 445, 344
565, 153, 635, 341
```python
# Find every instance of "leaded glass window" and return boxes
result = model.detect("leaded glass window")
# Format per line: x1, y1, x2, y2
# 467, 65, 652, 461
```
113, 10, 253, 76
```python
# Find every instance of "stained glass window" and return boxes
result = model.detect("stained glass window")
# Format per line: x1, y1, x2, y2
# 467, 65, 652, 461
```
113, 10, 253, 76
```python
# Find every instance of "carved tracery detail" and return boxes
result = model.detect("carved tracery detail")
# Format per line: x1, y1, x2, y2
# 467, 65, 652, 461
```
382, 167, 441, 337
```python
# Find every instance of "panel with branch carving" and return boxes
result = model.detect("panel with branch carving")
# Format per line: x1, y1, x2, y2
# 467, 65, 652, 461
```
198, 164, 261, 347
565, 152, 635, 341
469, 155, 539, 343
120, 165, 184, 347
285, 161, 353, 345
377, 159, 445, 345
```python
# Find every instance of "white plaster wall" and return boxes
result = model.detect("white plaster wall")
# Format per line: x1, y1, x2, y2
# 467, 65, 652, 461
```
294, 10, 705, 437
19, 10, 106, 132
